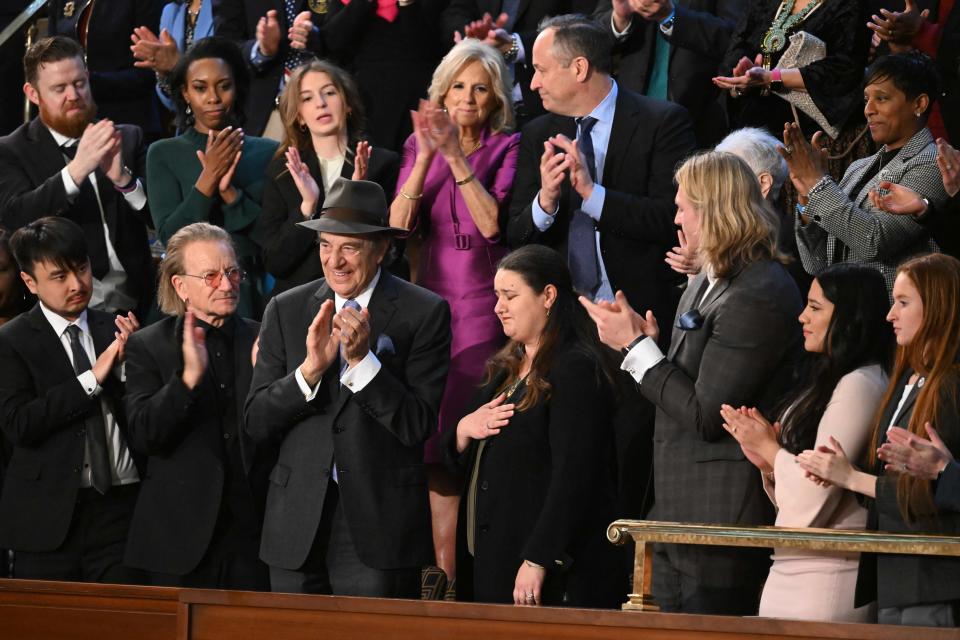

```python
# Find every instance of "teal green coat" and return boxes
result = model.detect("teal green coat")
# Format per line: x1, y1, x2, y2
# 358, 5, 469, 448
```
146, 128, 278, 318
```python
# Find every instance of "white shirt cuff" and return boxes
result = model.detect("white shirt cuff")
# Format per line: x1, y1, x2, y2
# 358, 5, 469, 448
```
77, 370, 101, 397
61, 167, 81, 199
532, 193, 558, 232
122, 181, 147, 211
620, 337, 665, 384
340, 351, 381, 392
611, 13, 633, 37
295, 366, 322, 401
581, 184, 605, 221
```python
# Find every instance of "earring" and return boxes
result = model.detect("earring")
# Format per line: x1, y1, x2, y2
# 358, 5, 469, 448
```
299, 122, 307, 132
546, 306, 552, 318
186, 104, 192, 115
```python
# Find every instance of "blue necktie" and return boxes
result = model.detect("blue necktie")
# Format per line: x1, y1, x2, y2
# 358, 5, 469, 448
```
284, 0, 310, 71
332, 298, 361, 483
568, 116, 601, 296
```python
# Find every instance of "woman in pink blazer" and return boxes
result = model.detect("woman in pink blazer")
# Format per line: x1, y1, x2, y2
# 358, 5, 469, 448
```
721, 263, 894, 622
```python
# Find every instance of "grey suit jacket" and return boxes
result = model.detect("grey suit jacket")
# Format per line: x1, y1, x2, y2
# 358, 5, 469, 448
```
797, 127, 948, 293
244, 272, 451, 571
640, 260, 802, 581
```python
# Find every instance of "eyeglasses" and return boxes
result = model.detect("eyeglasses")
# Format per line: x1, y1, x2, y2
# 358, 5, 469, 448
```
180, 267, 246, 288
676, 309, 704, 331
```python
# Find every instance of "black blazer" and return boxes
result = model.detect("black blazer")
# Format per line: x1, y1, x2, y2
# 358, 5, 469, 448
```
856, 368, 960, 609
48, 0, 163, 136
0, 305, 139, 552
593, 0, 744, 147
244, 272, 451, 571
213, 0, 324, 137
440, 0, 596, 124
443, 346, 624, 608
258, 146, 400, 295
506, 87, 696, 330
122, 314, 270, 575
0, 119, 156, 318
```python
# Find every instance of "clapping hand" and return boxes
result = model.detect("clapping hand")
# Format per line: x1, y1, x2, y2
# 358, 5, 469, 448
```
454, 11, 508, 46
333, 304, 371, 368
937, 139, 960, 197
286, 146, 320, 217
130, 26, 179, 73
548, 133, 593, 202
68, 120, 121, 187
289, 11, 313, 50
797, 436, 855, 489
712, 54, 766, 95
665, 229, 700, 276
720, 405, 781, 473
352, 140, 371, 180
257, 9, 282, 57
455, 392, 516, 453
196, 126, 243, 198
580, 290, 659, 350
300, 299, 340, 387
878, 423, 953, 480
113, 312, 140, 363
867, 0, 928, 52
780, 123, 829, 196
181, 310, 208, 390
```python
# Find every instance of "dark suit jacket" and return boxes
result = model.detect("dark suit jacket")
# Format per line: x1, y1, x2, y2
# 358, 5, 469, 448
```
0, 119, 156, 318
258, 147, 400, 295
855, 368, 960, 609
506, 86, 696, 329
440, 0, 596, 123
442, 346, 624, 608
213, 0, 324, 137
244, 272, 451, 571
48, 0, 163, 136
0, 304, 138, 552
593, 0, 743, 147
640, 260, 802, 584
122, 314, 270, 575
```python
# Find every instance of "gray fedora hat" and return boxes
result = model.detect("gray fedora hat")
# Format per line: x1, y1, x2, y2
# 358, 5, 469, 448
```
297, 177, 407, 235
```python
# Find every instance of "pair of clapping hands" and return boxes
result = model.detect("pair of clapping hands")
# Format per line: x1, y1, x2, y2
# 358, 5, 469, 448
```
298, 299, 372, 387
66, 120, 134, 191
721, 400, 955, 486
285, 141, 372, 218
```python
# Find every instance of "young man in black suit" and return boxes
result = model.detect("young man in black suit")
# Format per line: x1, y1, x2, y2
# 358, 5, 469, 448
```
245, 177, 451, 596
0, 216, 142, 583
507, 14, 696, 519
123, 222, 271, 590
0, 37, 156, 319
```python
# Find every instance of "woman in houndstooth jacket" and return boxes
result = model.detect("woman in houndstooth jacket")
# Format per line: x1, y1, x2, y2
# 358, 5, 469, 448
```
783, 52, 949, 296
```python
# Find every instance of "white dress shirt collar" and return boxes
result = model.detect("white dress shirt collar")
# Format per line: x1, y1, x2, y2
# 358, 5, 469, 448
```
39, 299, 90, 339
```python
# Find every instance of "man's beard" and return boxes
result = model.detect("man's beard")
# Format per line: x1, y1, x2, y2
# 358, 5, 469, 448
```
41, 96, 97, 139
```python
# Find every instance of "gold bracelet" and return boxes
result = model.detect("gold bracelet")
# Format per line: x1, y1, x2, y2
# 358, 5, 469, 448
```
399, 189, 422, 200
455, 172, 475, 186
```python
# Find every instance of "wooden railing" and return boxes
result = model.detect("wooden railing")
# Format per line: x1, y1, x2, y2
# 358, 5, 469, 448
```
607, 520, 960, 611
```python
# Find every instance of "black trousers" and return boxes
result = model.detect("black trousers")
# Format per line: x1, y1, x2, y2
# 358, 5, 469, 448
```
14, 483, 144, 584
269, 482, 420, 598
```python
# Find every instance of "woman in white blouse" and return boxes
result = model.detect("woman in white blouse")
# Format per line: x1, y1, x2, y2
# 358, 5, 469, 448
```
721, 263, 894, 622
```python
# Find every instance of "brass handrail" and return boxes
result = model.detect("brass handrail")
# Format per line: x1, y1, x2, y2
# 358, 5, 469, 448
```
607, 519, 960, 611
0, 0, 47, 49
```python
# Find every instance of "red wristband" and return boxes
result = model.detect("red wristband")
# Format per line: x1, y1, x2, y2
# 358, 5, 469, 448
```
770, 68, 782, 83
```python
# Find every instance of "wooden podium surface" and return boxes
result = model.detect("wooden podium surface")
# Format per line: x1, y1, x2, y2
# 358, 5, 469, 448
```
4, 578, 960, 640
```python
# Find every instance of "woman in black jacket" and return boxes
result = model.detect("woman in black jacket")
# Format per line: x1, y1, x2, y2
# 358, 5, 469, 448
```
258, 60, 399, 296
443, 245, 624, 608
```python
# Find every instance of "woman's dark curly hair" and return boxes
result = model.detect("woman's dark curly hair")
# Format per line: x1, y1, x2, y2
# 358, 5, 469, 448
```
168, 36, 250, 131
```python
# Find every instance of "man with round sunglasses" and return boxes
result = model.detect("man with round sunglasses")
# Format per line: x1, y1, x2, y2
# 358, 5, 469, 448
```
122, 222, 272, 590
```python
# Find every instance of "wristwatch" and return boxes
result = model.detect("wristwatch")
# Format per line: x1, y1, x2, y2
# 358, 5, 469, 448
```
621, 334, 646, 357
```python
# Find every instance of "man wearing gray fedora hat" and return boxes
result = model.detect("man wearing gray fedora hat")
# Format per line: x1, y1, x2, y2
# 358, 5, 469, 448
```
244, 177, 452, 597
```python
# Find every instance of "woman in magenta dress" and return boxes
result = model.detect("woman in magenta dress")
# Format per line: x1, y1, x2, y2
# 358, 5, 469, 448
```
389, 39, 519, 591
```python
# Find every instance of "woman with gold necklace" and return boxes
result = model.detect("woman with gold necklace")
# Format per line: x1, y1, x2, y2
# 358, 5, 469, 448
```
715, 0, 870, 141
390, 39, 520, 596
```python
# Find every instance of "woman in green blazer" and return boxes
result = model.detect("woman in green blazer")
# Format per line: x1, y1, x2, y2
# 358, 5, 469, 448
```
147, 37, 278, 319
